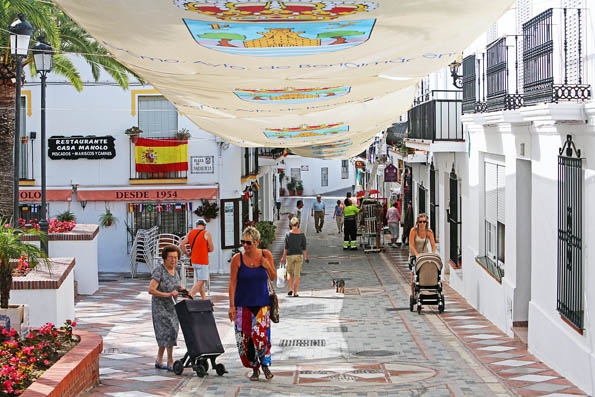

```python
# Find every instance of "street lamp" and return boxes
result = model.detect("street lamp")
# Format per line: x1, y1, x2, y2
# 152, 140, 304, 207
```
448, 58, 463, 89
33, 35, 53, 254
8, 14, 34, 224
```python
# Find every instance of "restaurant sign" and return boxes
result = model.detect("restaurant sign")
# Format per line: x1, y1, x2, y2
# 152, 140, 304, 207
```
384, 163, 399, 182
48, 136, 116, 160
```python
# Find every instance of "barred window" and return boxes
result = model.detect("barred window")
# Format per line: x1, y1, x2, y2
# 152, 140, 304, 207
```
128, 202, 190, 239
138, 96, 178, 137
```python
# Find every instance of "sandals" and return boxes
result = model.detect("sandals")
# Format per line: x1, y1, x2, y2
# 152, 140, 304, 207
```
155, 361, 169, 370
262, 366, 274, 380
250, 368, 260, 381
287, 291, 293, 296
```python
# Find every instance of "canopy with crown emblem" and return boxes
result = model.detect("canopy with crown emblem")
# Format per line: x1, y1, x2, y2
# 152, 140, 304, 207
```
54, 0, 513, 158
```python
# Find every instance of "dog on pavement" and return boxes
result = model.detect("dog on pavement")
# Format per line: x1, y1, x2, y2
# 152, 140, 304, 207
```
332, 279, 345, 293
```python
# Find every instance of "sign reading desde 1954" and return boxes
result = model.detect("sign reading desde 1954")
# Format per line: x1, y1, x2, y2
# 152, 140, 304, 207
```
191, 156, 215, 174
48, 136, 116, 160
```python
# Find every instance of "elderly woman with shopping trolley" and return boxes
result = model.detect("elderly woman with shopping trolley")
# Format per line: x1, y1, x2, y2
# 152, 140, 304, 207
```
148, 244, 189, 371
228, 226, 277, 381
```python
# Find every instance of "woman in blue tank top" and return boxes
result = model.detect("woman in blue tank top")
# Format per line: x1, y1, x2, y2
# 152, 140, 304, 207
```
228, 226, 277, 381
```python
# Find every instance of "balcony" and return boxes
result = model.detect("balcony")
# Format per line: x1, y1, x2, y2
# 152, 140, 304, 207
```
129, 136, 188, 184
463, 7, 590, 115
407, 90, 463, 142
257, 148, 284, 166
241, 148, 259, 180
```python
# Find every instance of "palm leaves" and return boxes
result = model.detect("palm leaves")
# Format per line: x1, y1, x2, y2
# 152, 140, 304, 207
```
0, 224, 50, 308
0, 0, 140, 90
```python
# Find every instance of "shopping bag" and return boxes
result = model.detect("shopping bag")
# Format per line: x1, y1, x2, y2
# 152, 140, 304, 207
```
276, 263, 286, 288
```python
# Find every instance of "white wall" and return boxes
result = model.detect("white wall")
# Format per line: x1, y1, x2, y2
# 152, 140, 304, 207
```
280, 157, 354, 196
21, 58, 249, 274
10, 270, 75, 328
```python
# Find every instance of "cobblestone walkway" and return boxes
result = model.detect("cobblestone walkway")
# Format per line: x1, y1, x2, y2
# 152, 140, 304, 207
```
78, 197, 585, 396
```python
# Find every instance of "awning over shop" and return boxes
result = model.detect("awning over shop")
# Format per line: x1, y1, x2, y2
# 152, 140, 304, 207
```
77, 187, 218, 201
19, 189, 73, 202
53, 0, 514, 157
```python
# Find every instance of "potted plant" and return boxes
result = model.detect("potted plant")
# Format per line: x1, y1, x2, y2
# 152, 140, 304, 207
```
296, 179, 304, 196
278, 170, 286, 196
254, 221, 276, 249
193, 199, 219, 222
56, 210, 76, 223
125, 126, 143, 143
287, 177, 296, 196
0, 223, 49, 334
176, 128, 191, 142
98, 207, 118, 228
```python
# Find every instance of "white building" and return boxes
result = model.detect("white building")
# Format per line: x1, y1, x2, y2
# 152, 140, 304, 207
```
279, 156, 355, 197
19, 58, 281, 275
398, 0, 595, 393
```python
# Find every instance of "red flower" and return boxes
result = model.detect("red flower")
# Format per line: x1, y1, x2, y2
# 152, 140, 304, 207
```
3, 379, 14, 393
71, 322, 77, 327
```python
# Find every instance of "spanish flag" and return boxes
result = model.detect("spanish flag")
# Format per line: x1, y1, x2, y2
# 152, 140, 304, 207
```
135, 138, 188, 173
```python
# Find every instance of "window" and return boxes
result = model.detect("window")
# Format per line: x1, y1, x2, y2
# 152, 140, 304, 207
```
418, 184, 426, 214
19, 204, 47, 223
557, 135, 583, 330
128, 202, 190, 241
138, 96, 178, 137
484, 162, 505, 269
341, 160, 349, 179
447, 167, 461, 267
321, 167, 328, 187
290, 168, 301, 182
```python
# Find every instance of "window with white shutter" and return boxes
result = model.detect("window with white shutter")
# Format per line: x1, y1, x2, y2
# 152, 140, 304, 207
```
138, 96, 178, 137
484, 161, 505, 267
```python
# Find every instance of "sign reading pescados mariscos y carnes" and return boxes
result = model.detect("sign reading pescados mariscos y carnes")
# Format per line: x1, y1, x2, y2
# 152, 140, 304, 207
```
48, 136, 116, 160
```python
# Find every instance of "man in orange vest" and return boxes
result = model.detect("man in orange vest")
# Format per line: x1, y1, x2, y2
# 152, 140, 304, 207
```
179, 219, 214, 299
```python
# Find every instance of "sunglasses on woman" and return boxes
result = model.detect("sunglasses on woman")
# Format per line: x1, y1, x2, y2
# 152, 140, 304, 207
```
241, 240, 254, 246
418, 220, 427, 223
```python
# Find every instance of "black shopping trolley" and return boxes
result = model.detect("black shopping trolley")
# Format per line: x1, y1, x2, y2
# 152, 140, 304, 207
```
173, 298, 227, 377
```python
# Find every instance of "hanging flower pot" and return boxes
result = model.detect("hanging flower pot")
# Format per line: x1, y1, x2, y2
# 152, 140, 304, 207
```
130, 135, 139, 144
204, 217, 211, 223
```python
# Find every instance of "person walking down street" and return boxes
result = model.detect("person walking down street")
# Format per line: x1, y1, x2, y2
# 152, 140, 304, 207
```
149, 245, 184, 371
401, 201, 414, 245
228, 226, 277, 382
179, 219, 214, 299
333, 200, 344, 233
281, 217, 309, 297
312, 195, 326, 233
408, 213, 436, 296
386, 201, 401, 247
343, 198, 360, 250
296, 200, 304, 223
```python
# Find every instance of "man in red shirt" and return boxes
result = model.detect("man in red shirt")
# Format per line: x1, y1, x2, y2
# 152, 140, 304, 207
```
179, 219, 214, 299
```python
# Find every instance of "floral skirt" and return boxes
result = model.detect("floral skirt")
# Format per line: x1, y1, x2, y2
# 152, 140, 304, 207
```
234, 306, 272, 369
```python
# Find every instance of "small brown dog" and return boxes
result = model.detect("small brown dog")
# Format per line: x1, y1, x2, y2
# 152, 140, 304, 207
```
332, 279, 345, 293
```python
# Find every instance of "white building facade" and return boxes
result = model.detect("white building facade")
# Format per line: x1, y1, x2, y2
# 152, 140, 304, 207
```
451, 0, 595, 393
19, 59, 281, 275
279, 156, 355, 197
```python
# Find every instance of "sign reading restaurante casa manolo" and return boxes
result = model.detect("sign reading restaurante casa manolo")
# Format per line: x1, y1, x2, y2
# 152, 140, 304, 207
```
48, 135, 116, 160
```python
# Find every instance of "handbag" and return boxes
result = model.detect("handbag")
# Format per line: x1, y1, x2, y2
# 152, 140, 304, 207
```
261, 250, 280, 323
268, 279, 280, 323
276, 262, 286, 288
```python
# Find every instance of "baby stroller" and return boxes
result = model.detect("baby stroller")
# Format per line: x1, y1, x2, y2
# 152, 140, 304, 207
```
173, 299, 227, 377
409, 253, 445, 314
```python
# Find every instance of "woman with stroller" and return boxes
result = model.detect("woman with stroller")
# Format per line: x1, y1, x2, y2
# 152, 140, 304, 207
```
148, 245, 184, 371
281, 216, 309, 297
408, 213, 436, 295
228, 226, 277, 381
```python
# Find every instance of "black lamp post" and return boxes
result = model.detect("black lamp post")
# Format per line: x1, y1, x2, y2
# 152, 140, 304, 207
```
8, 14, 34, 225
32, 36, 53, 254
448, 59, 463, 89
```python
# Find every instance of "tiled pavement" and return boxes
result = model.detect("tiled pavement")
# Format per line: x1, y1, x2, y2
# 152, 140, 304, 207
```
77, 197, 586, 396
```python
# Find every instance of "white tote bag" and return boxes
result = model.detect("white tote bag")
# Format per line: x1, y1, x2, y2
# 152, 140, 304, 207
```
276, 263, 287, 288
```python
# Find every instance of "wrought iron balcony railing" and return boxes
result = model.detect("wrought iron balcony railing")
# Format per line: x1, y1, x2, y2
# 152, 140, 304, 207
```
462, 7, 590, 114
258, 148, 284, 159
407, 90, 463, 142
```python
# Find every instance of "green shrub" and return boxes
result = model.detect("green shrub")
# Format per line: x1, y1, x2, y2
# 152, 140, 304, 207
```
56, 210, 76, 222
255, 221, 276, 249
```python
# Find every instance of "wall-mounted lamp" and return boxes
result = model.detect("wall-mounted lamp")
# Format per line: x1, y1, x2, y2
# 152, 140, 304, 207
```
448, 58, 463, 89
29, 131, 36, 140
80, 200, 88, 210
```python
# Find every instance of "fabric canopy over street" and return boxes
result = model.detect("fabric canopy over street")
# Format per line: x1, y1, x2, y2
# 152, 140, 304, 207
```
54, 0, 513, 158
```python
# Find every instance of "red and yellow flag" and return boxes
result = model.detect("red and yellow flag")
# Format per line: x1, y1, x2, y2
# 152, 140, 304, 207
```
134, 138, 188, 173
